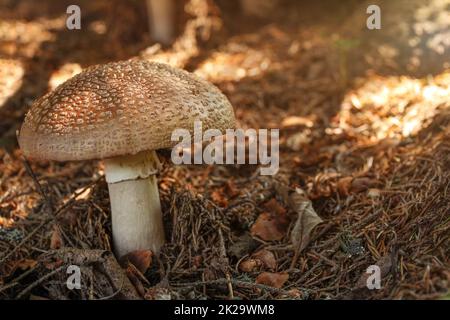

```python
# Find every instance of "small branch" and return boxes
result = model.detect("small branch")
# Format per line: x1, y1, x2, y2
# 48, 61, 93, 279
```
22, 157, 53, 212
0, 218, 51, 265
16, 265, 66, 299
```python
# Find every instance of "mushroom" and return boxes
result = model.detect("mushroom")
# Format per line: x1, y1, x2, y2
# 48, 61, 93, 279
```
146, 0, 174, 45
18, 60, 235, 257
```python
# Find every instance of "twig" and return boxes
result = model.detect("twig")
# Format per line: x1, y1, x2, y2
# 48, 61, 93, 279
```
0, 157, 59, 266
217, 227, 234, 299
22, 157, 53, 212
0, 281, 19, 294
0, 218, 51, 265
96, 276, 124, 300
16, 265, 66, 299
171, 278, 298, 296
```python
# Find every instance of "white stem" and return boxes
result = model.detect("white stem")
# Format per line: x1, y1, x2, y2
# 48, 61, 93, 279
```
147, 0, 174, 45
104, 150, 165, 257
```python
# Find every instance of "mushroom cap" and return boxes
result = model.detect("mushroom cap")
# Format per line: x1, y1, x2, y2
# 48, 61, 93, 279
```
18, 60, 235, 161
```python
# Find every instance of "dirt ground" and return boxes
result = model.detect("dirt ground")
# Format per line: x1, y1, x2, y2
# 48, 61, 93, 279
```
0, 0, 449, 300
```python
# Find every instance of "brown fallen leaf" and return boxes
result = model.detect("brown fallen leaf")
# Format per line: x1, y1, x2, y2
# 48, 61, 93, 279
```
192, 255, 203, 268
211, 189, 228, 207
355, 253, 396, 290
252, 249, 277, 270
278, 185, 323, 252
49, 248, 141, 299
264, 198, 286, 216
239, 258, 262, 272
119, 250, 153, 274
239, 249, 277, 272
43, 259, 64, 270
251, 212, 290, 241
256, 272, 289, 288
286, 288, 303, 298
250, 199, 290, 241
225, 180, 240, 198
50, 225, 63, 249
15, 259, 38, 270
337, 176, 353, 196
0, 258, 37, 279
351, 177, 379, 193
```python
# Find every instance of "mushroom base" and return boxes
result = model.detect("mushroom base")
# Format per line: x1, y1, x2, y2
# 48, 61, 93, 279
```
104, 150, 165, 257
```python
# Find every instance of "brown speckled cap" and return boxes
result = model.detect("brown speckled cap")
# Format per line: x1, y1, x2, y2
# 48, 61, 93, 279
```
18, 60, 235, 161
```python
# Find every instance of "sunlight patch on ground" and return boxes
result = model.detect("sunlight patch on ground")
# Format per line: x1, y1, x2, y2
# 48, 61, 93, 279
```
195, 48, 271, 82
0, 18, 64, 58
48, 62, 82, 91
0, 59, 24, 108
335, 70, 450, 140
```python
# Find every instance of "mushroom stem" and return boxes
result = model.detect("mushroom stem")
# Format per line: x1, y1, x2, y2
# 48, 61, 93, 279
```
146, 0, 174, 45
104, 150, 165, 257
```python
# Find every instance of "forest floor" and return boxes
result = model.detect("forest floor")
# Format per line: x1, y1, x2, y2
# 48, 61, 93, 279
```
0, 0, 449, 299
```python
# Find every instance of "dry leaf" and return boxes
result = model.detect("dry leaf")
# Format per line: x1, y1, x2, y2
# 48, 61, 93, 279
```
239, 249, 277, 272
0, 259, 37, 280
43, 259, 63, 270
278, 185, 323, 251
286, 288, 303, 298
355, 254, 395, 289
50, 226, 63, 249
251, 212, 290, 241
239, 258, 262, 272
120, 250, 153, 274
193, 255, 203, 268
264, 198, 286, 216
15, 259, 38, 270
250, 199, 290, 241
211, 190, 228, 207
256, 272, 289, 288
337, 176, 353, 196
225, 180, 239, 198
252, 249, 277, 270
50, 248, 141, 299
351, 177, 379, 193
